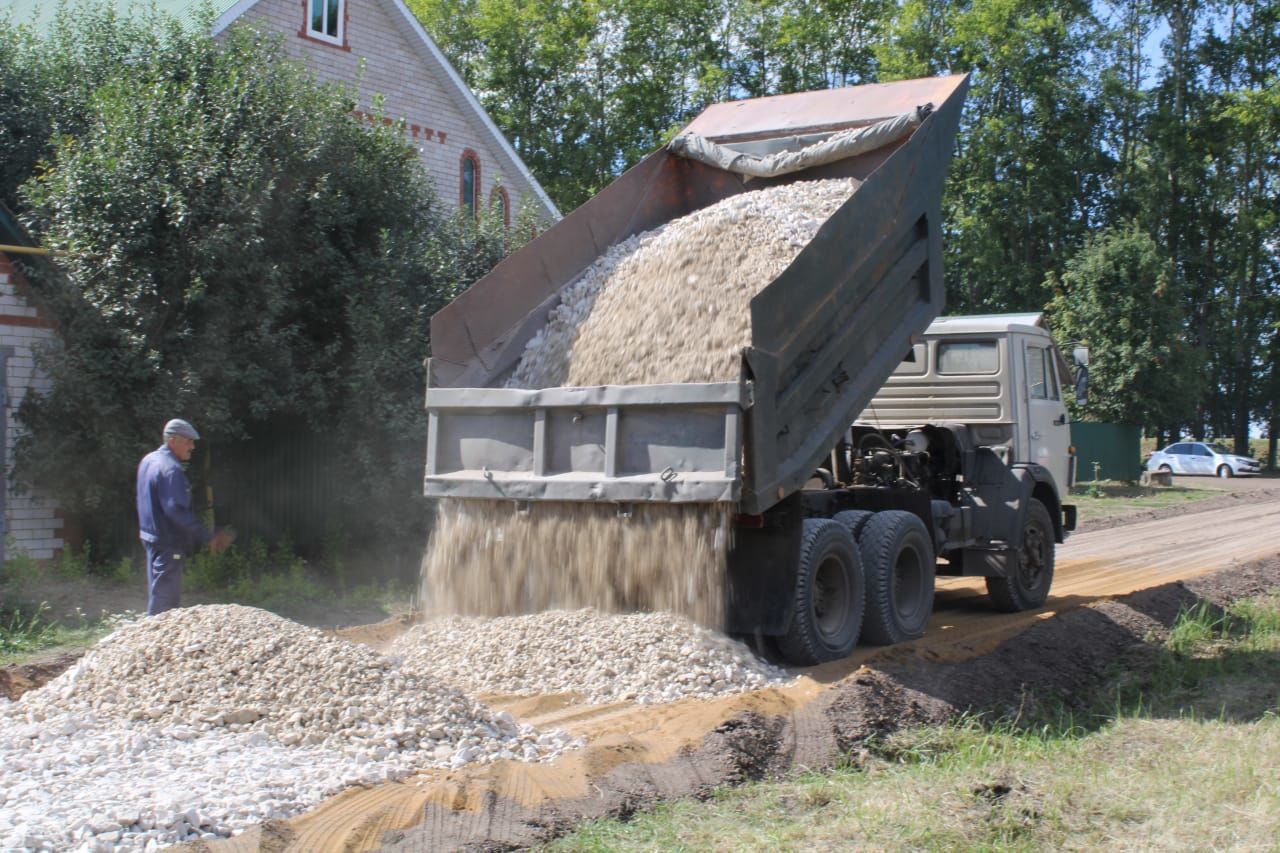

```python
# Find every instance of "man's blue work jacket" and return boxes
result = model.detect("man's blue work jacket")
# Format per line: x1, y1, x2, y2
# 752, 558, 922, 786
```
136, 446, 211, 553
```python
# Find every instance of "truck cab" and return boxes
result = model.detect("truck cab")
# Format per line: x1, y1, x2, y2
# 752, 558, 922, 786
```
861, 313, 1077, 495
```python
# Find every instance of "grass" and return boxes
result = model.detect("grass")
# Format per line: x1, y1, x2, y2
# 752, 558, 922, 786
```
1, 546, 138, 663
542, 593, 1280, 852
1068, 480, 1223, 525
0, 601, 134, 665
0, 535, 414, 666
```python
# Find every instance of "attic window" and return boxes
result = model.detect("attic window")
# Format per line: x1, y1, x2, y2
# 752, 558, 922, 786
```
307, 0, 344, 46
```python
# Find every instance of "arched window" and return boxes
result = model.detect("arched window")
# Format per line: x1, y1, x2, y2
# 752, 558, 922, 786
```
460, 151, 481, 216
491, 186, 511, 228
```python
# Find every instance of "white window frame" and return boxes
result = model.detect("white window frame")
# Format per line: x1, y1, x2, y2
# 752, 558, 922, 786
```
307, 0, 345, 46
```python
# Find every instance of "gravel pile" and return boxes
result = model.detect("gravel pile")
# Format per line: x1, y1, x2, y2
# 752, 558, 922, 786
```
391, 609, 792, 705
0, 605, 579, 850
507, 177, 858, 389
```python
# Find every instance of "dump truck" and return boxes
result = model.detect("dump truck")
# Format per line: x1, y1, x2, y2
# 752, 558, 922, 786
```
422, 74, 1078, 664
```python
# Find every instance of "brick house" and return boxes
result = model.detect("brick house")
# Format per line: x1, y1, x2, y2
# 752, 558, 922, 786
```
9, 0, 561, 223
0, 243, 64, 561
210, 0, 559, 223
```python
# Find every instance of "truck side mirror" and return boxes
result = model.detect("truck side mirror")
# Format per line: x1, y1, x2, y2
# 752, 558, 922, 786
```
1072, 347, 1090, 406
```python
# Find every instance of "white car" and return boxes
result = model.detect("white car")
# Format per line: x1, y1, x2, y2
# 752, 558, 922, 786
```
1146, 441, 1261, 478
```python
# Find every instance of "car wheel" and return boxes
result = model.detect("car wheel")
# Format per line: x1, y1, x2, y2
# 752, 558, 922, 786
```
1158, 464, 1172, 474
1217, 464, 1234, 478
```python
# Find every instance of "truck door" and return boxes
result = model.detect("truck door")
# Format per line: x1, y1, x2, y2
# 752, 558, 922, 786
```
1021, 337, 1071, 490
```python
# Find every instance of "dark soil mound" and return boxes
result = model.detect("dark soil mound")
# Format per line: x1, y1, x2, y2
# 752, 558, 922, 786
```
384, 555, 1280, 851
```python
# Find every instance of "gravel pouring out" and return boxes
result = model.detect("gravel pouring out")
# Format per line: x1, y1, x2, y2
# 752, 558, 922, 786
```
0, 605, 579, 850
422, 500, 733, 627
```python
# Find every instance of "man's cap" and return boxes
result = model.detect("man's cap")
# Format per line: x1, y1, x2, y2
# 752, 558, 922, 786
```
163, 419, 200, 441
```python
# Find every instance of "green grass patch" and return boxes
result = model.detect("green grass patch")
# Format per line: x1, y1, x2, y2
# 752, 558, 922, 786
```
0, 601, 132, 665
184, 535, 414, 619
542, 593, 1280, 852
1068, 481, 1223, 524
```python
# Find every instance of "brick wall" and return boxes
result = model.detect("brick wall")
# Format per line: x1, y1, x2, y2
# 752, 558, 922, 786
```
232, 0, 548, 222
0, 253, 64, 561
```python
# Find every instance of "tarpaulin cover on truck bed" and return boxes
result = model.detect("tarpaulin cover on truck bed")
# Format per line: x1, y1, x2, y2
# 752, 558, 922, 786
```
667, 104, 932, 179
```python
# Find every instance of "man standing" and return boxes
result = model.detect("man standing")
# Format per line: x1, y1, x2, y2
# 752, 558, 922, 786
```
136, 419, 233, 615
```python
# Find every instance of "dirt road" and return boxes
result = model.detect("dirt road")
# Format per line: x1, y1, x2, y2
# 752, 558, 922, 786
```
198, 488, 1280, 852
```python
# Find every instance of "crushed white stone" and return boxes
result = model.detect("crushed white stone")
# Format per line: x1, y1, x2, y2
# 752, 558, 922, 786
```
507, 177, 859, 389
391, 609, 793, 705
0, 605, 579, 850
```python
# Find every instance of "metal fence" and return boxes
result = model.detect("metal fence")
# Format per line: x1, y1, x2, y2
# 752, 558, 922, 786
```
1071, 421, 1144, 483
203, 427, 348, 556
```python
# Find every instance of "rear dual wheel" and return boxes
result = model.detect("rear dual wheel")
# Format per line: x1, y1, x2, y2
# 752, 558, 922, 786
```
858, 511, 936, 645
777, 519, 865, 665
779, 510, 939, 664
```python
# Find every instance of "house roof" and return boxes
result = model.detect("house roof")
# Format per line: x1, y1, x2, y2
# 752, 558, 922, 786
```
7, 0, 560, 220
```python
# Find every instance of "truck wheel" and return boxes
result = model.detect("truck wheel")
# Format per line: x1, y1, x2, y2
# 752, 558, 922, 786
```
832, 509, 875, 543
777, 519, 865, 665
986, 498, 1055, 612
859, 511, 935, 645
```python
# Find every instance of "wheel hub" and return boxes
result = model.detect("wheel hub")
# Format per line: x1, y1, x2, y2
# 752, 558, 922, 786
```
813, 556, 849, 639
1020, 525, 1045, 585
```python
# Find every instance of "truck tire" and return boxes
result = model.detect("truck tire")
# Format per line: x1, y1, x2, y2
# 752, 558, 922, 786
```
832, 509, 875, 543
986, 498, 1055, 612
777, 519, 865, 665
859, 511, 935, 645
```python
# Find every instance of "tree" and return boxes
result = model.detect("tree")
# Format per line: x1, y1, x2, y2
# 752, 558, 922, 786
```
879, 0, 1112, 314
409, 0, 607, 210
1046, 225, 1203, 433
11, 12, 513, 556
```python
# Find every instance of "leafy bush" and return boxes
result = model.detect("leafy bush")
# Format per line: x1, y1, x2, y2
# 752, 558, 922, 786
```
0, 547, 42, 590
5, 7, 520, 557
186, 536, 327, 608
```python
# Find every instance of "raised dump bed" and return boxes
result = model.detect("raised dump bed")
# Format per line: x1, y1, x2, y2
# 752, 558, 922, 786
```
425, 74, 970, 516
